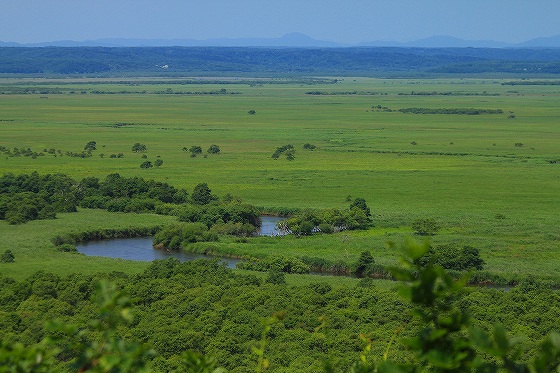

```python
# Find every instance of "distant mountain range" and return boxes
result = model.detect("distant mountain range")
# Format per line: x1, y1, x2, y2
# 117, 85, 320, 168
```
2, 33, 560, 48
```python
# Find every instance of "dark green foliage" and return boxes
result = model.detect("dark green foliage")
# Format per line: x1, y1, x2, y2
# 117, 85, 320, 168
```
398, 107, 504, 115
50, 226, 161, 247
352, 251, 375, 278
84, 173, 187, 206
318, 223, 334, 234
189, 146, 203, 156
237, 255, 311, 274
132, 142, 147, 152
3, 47, 560, 76
1, 250, 15, 263
248, 109, 256, 115
210, 222, 257, 237
0, 250, 559, 372
84, 141, 97, 151
153, 223, 217, 250
139, 160, 153, 168
277, 206, 370, 236
265, 270, 286, 285
207, 145, 221, 154
271, 144, 294, 160
418, 245, 485, 271
380, 239, 560, 373
0, 172, 78, 224
154, 158, 163, 167
191, 183, 216, 205
349, 197, 371, 218
303, 143, 317, 150
412, 218, 440, 235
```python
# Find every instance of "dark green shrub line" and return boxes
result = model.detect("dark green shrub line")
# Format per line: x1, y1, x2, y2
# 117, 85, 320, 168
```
271, 144, 295, 160
275, 198, 372, 236
502, 80, 560, 85
398, 107, 504, 115
51, 225, 163, 246
1, 172, 258, 229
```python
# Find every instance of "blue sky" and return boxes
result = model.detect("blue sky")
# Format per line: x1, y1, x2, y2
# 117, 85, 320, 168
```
1, 0, 559, 44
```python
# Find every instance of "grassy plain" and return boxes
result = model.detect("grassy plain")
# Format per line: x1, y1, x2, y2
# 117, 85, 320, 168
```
1, 77, 559, 280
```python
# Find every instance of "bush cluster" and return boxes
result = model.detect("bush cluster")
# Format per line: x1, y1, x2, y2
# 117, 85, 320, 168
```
0, 172, 77, 224
277, 198, 372, 236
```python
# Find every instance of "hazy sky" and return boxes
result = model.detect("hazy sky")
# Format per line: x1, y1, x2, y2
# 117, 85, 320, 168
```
2, 0, 559, 44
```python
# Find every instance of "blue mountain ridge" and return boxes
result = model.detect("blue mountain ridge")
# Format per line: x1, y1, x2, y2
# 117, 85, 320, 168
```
1, 33, 559, 48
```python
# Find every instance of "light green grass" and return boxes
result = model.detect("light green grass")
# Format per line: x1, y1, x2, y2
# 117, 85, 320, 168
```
1, 77, 559, 279
0, 209, 175, 280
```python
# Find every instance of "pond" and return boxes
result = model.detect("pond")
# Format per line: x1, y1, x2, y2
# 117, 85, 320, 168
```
76, 237, 242, 268
76, 216, 285, 267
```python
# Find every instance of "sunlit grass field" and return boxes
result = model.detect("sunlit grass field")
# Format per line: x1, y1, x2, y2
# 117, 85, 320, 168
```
1, 77, 559, 280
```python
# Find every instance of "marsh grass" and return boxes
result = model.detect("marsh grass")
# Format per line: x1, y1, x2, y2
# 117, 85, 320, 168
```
1, 77, 559, 280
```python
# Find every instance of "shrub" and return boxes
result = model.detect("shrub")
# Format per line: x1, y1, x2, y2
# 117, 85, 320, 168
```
207, 145, 220, 154
418, 244, 485, 271
303, 143, 316, 150
153, 223, 216, 250
412, 218, 440, 235
1, 250, 15, 263
140, 160, 153, 169
352, 251, 375, 278
132, 142, 147, 152
265, 269, 286, 285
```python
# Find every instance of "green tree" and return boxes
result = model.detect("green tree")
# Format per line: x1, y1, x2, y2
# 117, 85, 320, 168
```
191, 183, 215, 205
132, 143, 147, 152
84, 141, 97, 151
349, 197, 371, 218
154, 159, 163, 167
265, 269, 286, 285
1, 250, 15, 263
353, 251, 375, 278
412, 218, 440, 236
303, 143, 316, 150
140, 160, 153, 169
189, 146, 203, 156
207, 145, 221, 154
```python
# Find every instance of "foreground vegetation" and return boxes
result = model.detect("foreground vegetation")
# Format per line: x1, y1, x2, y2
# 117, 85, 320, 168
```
1, 242, 558, 372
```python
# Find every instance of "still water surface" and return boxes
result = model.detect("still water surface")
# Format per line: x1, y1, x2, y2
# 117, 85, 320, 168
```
76, 216, 284, 267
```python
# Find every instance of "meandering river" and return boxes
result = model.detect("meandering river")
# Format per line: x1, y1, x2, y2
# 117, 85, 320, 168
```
76, 216, 284, 268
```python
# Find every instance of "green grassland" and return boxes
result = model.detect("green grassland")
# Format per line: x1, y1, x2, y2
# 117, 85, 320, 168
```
1, 77, 559, 280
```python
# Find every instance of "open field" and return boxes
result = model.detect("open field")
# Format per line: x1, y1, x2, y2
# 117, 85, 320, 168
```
1, 77, 559, 280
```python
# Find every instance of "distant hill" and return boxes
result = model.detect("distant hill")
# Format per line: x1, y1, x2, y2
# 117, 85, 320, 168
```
0, 33, 344, 48
1, 46, 560, 77
2, 33, 560, 48
358, 35, 512, 48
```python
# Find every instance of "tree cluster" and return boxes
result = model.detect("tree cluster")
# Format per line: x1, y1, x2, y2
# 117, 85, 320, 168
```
277, 198, 372, 236
176, 200, 261, 236
272, 144, 295, 160
417, 244, 485, 271
398, 107, 504, 115
182, 145, 220, 157
0, 172, 77, 224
